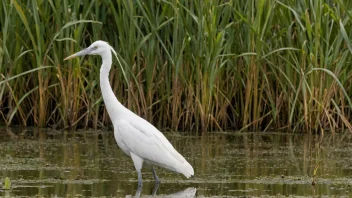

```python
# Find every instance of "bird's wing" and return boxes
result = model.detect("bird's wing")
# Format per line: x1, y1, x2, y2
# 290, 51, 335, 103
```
116, 118, 186, 168
131, 117, 187, 162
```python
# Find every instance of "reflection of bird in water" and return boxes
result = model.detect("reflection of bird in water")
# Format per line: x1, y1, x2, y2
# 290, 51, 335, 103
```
64, 41, 194, 187
165, 187, 197, 197
127, 187, 197, 198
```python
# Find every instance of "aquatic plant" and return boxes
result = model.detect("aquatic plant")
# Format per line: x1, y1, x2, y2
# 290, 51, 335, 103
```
0, 0, 352, 132
3, 177, 11, 190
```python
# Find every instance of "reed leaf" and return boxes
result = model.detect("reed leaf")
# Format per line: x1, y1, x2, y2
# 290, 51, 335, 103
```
1, 0, 352, 132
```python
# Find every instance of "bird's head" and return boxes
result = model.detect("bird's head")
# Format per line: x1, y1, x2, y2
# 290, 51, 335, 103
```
64, 40, 117, 61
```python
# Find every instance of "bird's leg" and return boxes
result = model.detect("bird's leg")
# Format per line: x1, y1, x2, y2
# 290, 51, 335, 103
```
151, 166, 160, 184
152, 181, 160, 196
137, 169, 143, 187
135, 185, 142, 198
130, 153, 144, 187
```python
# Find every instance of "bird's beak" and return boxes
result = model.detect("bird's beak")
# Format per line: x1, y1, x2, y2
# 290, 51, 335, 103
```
64, 48, 92, 61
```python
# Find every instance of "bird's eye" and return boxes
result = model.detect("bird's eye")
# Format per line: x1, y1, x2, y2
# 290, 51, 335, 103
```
94, 46, 98, 50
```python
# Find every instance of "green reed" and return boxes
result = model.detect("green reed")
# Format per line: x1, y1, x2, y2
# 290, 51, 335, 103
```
0, 0, 352, 133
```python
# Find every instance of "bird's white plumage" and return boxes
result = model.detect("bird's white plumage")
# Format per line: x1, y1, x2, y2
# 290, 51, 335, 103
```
64, 40, 194, 185
115, 113, 194, 177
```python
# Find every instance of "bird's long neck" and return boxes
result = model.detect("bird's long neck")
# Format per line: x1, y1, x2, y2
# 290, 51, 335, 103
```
100, 52, 123, 121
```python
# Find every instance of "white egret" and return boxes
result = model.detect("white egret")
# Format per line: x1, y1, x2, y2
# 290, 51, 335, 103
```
64, 41, 194, 186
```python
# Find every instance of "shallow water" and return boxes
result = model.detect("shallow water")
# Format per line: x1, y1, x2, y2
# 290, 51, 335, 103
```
0, 128, 352, 197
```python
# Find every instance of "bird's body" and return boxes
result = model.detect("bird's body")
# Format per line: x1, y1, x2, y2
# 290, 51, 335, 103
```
64, 41, 194, 186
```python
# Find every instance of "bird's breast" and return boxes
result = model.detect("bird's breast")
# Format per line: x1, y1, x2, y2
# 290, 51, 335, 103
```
113, 126, 131, 156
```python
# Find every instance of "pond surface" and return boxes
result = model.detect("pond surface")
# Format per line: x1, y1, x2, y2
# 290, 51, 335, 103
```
0, 128, 352, 197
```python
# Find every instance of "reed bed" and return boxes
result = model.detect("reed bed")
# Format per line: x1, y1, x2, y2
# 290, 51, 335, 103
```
1, 0, 352, 133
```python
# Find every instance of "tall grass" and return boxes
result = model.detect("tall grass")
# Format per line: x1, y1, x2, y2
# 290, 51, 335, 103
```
1, 0, 352, 133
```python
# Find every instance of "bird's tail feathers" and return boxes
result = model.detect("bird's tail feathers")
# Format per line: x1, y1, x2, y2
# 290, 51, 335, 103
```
178, 161, 194, 178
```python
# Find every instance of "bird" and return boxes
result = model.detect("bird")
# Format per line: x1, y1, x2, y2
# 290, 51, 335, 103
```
64, 40, 194, 187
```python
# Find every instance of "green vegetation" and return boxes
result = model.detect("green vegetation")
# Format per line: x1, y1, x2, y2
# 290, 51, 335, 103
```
4, 177, 11, 190
0, 0, 352, 132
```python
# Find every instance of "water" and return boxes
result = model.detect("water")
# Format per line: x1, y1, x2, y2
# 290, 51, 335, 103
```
0, 128, 352, 197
